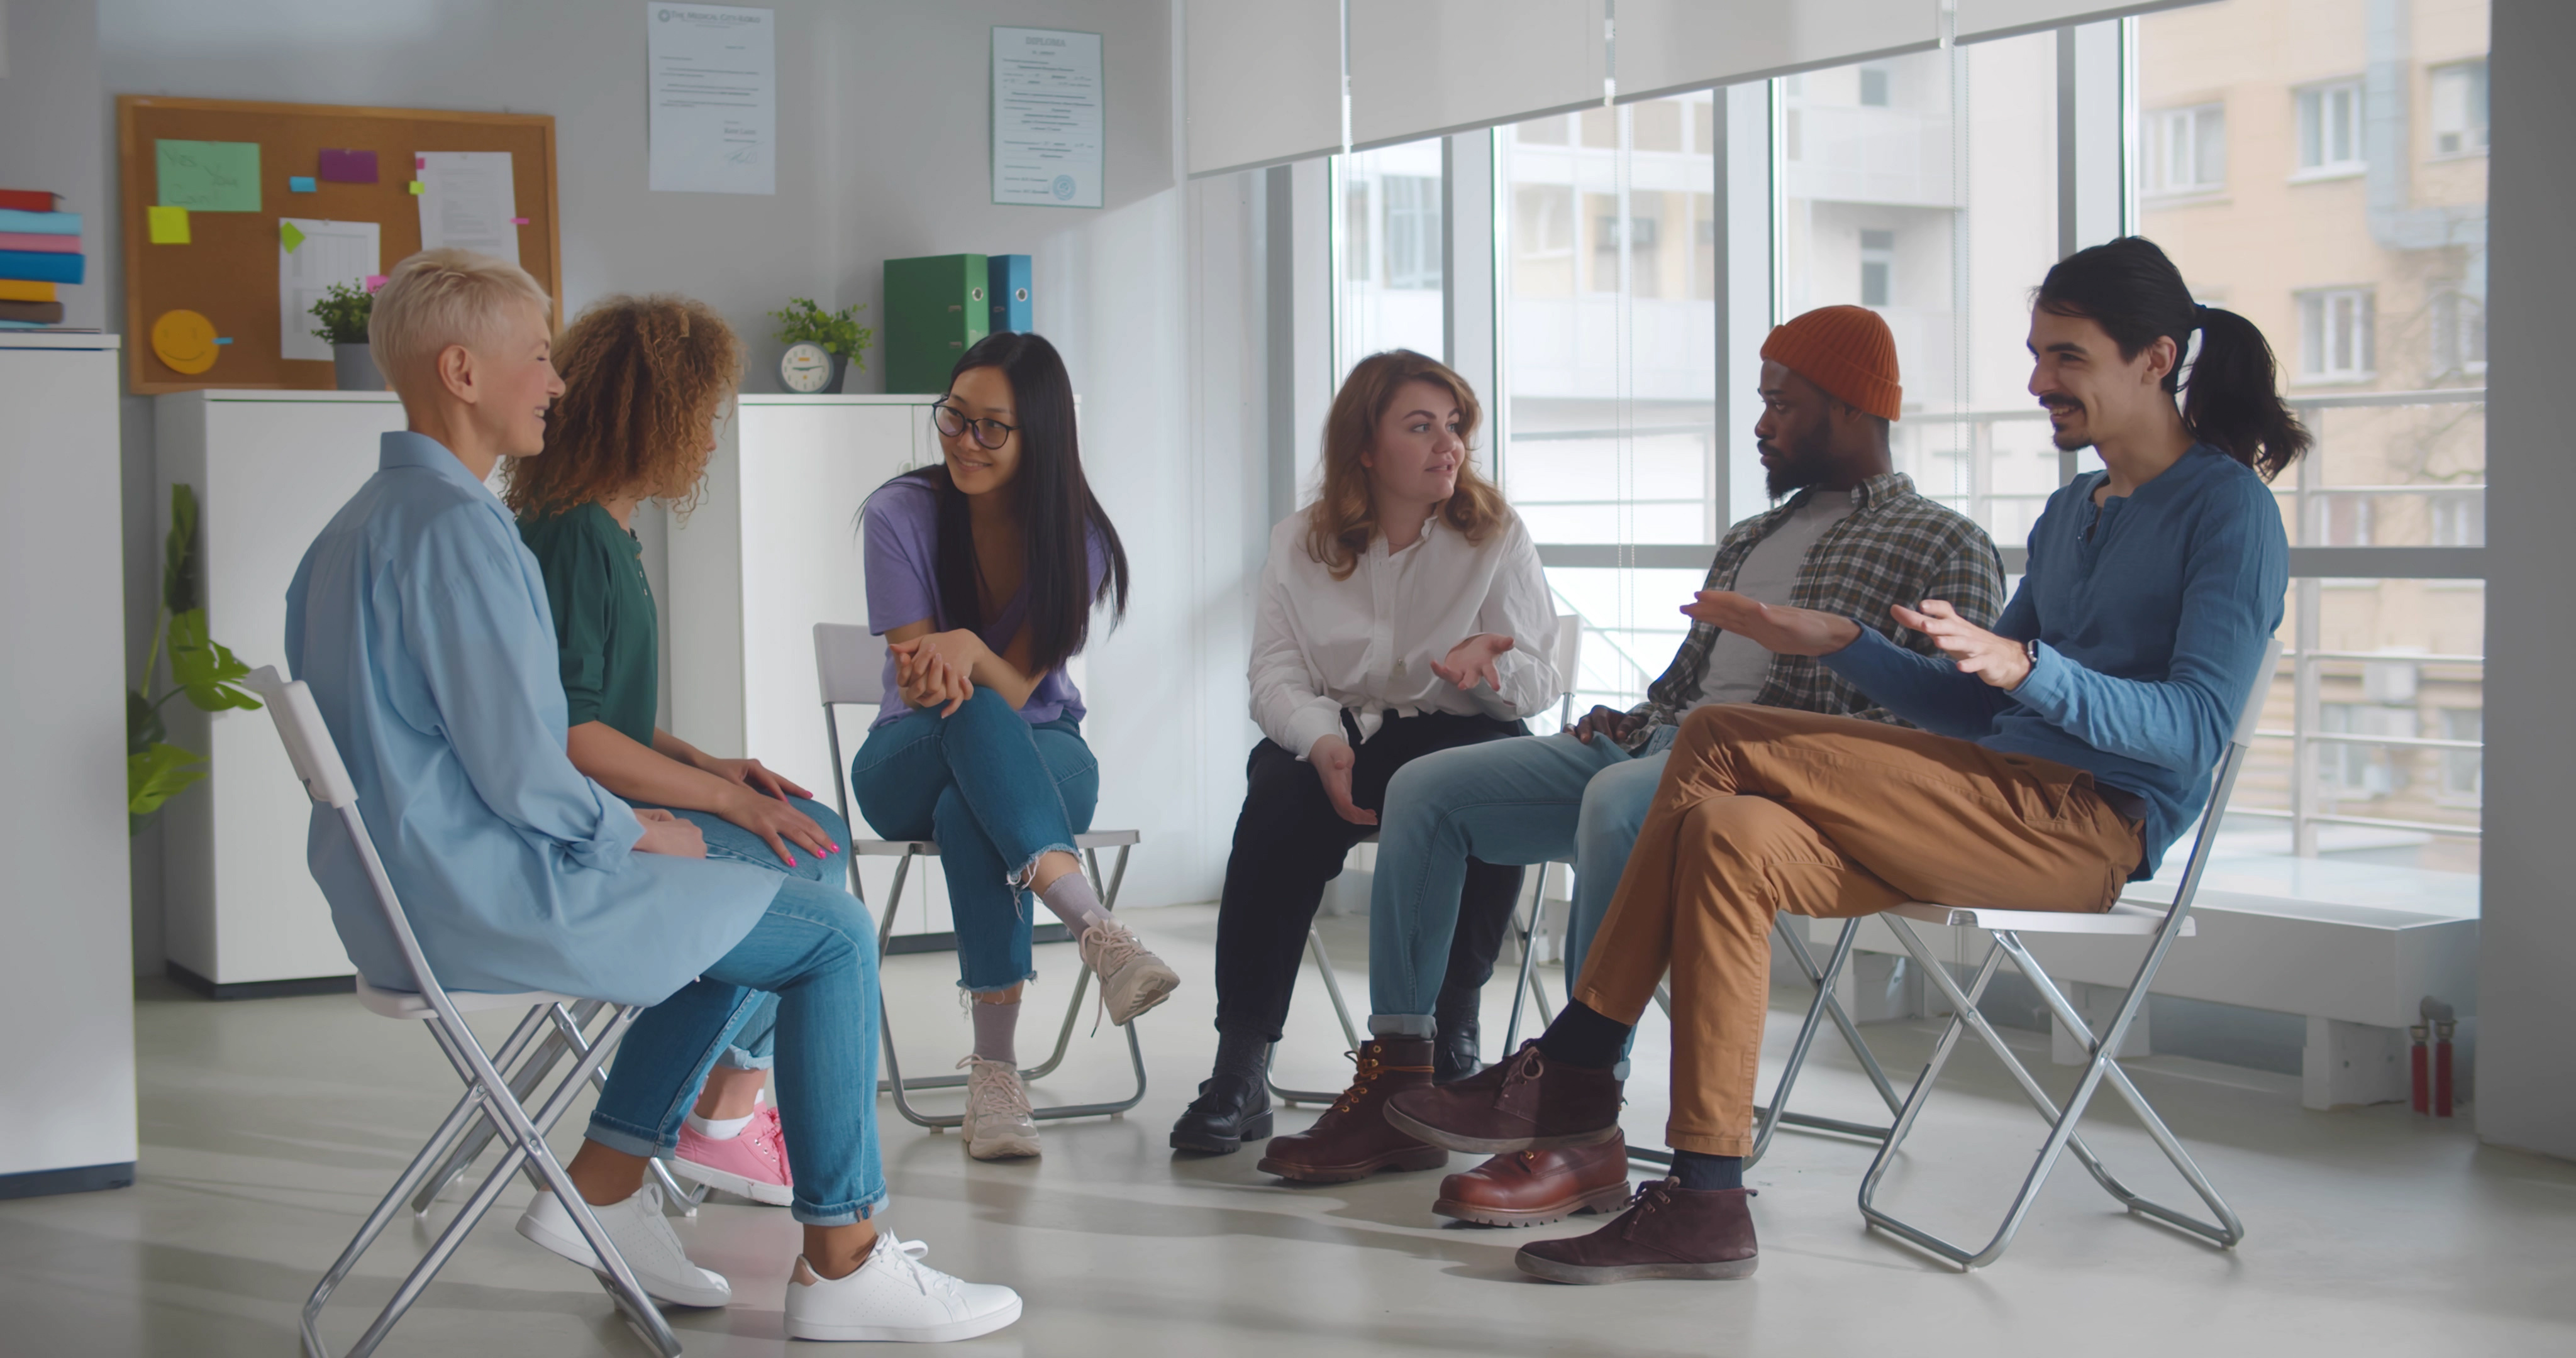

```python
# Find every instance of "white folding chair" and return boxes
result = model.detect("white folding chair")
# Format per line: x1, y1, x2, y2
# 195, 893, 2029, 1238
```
245, 668, 682, 1358
1855, 638, 2282, 1269
812, 624, 1148, 1130
1270, 617, 1584, 1107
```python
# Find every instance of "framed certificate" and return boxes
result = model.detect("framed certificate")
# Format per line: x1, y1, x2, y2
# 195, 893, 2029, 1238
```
991, 26, 1104, 209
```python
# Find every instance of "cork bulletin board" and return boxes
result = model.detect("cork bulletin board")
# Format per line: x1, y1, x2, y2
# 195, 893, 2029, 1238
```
116, 96, 562, 394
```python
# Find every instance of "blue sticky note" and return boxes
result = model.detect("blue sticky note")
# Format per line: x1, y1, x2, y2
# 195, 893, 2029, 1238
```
289, 175, 318, 192
213, 337, 233, 345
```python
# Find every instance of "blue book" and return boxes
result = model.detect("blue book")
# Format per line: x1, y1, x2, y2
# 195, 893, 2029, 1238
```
0, 209, 80, 236
987, 254, 1031, 333
0, 251, 84, 284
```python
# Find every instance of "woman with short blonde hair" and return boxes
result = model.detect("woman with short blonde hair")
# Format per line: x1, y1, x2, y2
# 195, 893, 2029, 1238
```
1170, 349, 1560, 1173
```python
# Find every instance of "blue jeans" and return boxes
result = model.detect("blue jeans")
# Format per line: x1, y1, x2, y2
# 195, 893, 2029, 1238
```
850, 688, 1098, 992
1368, 727, 1675, 1027
586, 875, 887, 1225
652, 796, 850, 1072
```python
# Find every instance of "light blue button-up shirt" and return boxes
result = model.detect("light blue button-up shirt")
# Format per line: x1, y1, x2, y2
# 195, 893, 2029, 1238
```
285, 432, 776, 1005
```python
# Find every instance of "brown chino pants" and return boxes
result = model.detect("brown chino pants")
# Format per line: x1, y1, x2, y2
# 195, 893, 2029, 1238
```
1571, 704, 2143, 1157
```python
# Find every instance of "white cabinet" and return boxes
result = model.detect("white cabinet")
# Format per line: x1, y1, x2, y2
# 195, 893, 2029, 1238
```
667, 395, 952, 927
155, 391, 408, 991
0, 334, 137, 1193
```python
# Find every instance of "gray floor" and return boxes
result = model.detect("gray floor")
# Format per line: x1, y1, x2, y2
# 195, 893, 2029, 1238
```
7, 903, 2573, 1357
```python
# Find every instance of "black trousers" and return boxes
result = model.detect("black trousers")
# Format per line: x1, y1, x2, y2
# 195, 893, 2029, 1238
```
1213, 709, 1530, 1042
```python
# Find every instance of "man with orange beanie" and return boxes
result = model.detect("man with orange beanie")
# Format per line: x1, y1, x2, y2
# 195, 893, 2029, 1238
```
1230, 306, 2003, 1202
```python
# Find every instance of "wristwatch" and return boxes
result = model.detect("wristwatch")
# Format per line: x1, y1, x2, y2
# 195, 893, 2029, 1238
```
2018, 638, 2041, 690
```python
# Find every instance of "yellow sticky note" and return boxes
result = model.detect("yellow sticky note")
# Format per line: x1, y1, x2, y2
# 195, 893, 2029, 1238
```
408, 180, 423, 196
280, 221, 306, 253
148, 205, 191, 245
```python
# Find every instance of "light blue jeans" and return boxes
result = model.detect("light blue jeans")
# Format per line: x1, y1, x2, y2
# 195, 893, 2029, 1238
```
653, 796, 852, 1073
1367, 727, 1677, 1032
851, 688, 1099, 993
587, 875, 887, 1225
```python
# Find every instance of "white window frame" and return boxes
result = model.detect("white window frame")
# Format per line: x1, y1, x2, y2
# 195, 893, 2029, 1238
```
2297, 287, 2376, 384
2148, 102, 2226, 196
2294, 78, 2367, 180
2428, 60, 2490, 159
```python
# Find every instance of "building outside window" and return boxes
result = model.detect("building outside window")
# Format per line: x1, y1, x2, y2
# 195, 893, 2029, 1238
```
2297, 288, 2376, 382
2296, 78, 2367, 175
1333, 138, 1446, 378
2431, 289, 2486, 376
1858, 229, 1895, 306
2151, 103, 2228, 194
1382, 175, 1441, 291
2429, 59, 2489, 156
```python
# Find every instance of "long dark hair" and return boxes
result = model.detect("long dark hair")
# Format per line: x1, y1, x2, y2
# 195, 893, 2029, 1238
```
899, 331, 1129, 675
2035, 236, 2310, 482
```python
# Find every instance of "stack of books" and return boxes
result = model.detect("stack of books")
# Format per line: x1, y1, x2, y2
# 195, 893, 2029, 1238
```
0, 188, 82, 329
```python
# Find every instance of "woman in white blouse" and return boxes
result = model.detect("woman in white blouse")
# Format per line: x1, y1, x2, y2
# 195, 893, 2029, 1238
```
1169, 349, 1558, 1173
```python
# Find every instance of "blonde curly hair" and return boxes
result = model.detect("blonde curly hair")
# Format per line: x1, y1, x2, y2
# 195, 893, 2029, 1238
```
502, 294, 741, 522
1303, 349, 1507, 580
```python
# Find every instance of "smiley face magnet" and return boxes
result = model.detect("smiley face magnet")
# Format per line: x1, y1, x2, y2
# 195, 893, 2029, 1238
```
152, 309, 221, 375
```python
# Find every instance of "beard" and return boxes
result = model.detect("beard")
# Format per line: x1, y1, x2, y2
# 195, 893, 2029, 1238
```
1762, 427, 1837, 500
2043, 397, 2094, 451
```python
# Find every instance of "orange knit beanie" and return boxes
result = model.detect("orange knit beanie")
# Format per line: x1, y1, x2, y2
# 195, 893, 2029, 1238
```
1759, 305, 1902, 421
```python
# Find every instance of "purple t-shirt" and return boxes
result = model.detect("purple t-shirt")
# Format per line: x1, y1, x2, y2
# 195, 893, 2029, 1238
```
860, 475, 1108, 730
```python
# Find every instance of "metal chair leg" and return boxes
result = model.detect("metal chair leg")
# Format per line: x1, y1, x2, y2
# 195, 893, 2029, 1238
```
1501, 866, 1556, 1055
1266, 925, 1367, 1107
408, 999, 592, 1215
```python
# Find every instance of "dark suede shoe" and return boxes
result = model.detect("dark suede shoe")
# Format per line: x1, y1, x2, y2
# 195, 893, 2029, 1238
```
1515, 1180, 1759, 1284
1435, 1132, 1634, 1227
1256, 1037, 1450, 1183
1384, 1041, 1623, 1154
1169, 1073, 1272, 1154
1433, 982, 1484, 1085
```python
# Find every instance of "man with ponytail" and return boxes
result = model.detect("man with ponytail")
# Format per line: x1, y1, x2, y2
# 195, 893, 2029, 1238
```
1386, 237, 2299, 1286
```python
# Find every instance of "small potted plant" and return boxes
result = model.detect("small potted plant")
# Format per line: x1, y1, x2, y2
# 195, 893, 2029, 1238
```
310, 281, 380, 390
129, 485, 261, 835
767, 297, 872, 394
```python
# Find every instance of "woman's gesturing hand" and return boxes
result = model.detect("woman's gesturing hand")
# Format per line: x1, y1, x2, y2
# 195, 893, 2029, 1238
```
1307, 734, 1377, 826
633, 807, 708, 858
1429, 632, 1514, 693
1892, 599, 2031, 689
891, 630, 983, 715
1680, 592, 1863, 656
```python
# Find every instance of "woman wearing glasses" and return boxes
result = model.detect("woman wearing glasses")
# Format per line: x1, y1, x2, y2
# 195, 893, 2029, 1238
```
852, 331, 1177, 1161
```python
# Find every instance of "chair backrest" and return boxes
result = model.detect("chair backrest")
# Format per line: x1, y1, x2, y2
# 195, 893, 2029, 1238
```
2228, 636, 2284, 751
814, 622, 887, 707
246, 665, 358, 809
2161, 635, 2287, 920
1550, 615, 1582, 701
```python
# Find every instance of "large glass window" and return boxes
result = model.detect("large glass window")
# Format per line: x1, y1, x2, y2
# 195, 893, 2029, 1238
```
2140, 0, 2489, 882
1333, 138, 1447, 377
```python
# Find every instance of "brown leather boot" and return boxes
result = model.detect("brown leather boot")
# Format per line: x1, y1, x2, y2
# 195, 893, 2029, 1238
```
1434, 1132, 1634, 1227
1255, 1037, 1450, 1183
1515, 1179, 1759, 1284
1384, 1040, 1623, 1154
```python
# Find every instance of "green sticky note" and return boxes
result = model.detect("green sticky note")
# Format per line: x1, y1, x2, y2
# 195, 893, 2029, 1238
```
156, 139, 262, 213
279, 220, 306, 253
147, 205, 191, 245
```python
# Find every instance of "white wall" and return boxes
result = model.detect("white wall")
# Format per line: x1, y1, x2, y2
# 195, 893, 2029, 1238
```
0, 0, 106, 331
2475, 0, 2576, 1161
75, 0, 1267, 966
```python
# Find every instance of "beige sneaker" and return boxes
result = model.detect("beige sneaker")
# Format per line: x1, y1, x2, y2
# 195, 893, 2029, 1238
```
958, 1056, 1040, 1160
1078, 919, 1180, 1025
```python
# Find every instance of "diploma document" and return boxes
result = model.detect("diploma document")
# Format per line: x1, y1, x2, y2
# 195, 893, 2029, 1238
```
992, 27, 1103, 209
649, 3, 778, 196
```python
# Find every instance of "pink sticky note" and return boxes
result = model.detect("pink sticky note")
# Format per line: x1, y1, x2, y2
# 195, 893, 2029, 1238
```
415, 156, 426, 170
509, 217, 530, 225
362, 274, 389, 293
318, 148, 378, 184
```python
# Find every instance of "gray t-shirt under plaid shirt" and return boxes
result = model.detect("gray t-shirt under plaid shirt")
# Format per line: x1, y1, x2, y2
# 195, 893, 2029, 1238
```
1623, 472, 2004, 750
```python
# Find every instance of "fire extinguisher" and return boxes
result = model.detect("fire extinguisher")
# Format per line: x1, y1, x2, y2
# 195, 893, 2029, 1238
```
2415, 997, 2457, 1118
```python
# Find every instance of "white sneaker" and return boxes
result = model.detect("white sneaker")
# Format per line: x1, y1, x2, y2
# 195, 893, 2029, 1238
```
1077, 919, 1180, 1025
786, 1234, 1022, 1343
958, 1056, 1041, 1161
514, 1183, 731, 1308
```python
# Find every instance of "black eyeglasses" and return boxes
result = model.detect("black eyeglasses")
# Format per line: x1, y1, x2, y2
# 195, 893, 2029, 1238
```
932, 400, 1018, 451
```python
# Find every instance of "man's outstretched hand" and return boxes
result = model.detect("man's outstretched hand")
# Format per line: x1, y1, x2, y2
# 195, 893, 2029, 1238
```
1682, 592, 1863, 656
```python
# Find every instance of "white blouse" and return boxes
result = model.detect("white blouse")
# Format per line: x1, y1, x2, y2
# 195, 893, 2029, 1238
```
1250, 505, 1561, 758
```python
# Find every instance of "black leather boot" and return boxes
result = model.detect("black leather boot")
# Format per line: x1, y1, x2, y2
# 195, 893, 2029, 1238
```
1434, 980, 1485, 1085
1170, 1073, 1273, 1154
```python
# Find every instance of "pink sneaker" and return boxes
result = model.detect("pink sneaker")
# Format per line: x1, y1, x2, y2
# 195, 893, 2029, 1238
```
671, 1103, 794, 1206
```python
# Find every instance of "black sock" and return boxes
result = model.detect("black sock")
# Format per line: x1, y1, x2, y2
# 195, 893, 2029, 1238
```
1212, 1024, 1270, 1084
1671, 1150, 1744, 1192
1535, 1001, 1631, 1070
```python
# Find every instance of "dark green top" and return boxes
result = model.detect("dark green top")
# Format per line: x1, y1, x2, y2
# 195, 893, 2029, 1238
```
519, 502, 658, 748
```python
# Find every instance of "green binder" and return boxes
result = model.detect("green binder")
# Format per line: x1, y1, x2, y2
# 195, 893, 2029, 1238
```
884, 253, 991, 394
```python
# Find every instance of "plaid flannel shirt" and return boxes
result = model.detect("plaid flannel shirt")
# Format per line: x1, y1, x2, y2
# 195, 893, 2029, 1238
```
1623, 472, 2005, 749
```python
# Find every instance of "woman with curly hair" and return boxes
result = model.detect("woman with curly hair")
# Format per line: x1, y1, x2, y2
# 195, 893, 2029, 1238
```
504, 294, 840, 1211
1167, 348, 1558, 1175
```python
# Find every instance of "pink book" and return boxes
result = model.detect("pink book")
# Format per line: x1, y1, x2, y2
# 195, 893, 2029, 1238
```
0, 232, 77, 253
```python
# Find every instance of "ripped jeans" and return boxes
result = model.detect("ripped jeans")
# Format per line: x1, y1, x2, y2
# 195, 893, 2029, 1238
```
850, 688, 1099, 992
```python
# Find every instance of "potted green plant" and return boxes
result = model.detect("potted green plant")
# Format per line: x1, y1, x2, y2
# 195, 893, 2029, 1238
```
129, 485, 262, 835
310, 280, 381, 391
767, 297, 872, 394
